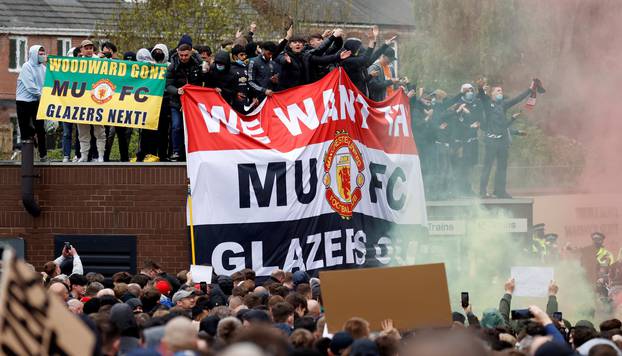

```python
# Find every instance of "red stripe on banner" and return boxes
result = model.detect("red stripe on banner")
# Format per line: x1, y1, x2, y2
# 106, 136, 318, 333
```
181, 68, 418, 155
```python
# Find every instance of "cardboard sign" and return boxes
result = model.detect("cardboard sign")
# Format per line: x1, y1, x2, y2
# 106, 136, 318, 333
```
190, 264, 213, 283
0, 249, 95, 355
511, 266, 554, 297
320, 263, 452, 333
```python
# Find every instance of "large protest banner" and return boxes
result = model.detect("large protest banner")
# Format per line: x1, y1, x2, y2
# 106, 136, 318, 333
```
37, 56, 166, 130
0, 249, 95, 355
182, 68, 427, 276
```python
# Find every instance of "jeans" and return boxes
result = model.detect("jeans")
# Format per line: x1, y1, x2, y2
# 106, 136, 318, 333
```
171, 107, 183, 155
62, 122, 81, 157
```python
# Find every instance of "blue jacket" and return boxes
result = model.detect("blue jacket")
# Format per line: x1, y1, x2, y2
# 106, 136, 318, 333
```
16, 45, 46, 102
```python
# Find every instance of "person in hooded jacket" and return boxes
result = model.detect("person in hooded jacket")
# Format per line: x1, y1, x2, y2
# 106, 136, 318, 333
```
207, 51, 238, 103
109, 303, 140, 355
135, 44, 170, 162
307, 29, 345, 83
276, 34, 351, 90
166, 41, 205, 162
340, 26, 389, 96
16, 45, 48, 161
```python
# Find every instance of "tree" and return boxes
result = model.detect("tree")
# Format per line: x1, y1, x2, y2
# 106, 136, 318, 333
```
96, 0, 249, 53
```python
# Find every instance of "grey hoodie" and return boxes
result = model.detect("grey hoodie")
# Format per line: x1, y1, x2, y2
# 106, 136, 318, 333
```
136, 48, 154, 63
16, 45, 46, 102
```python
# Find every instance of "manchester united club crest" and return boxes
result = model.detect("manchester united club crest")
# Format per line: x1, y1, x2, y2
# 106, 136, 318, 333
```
323, 130, 365, 219
90, 79, 115, 104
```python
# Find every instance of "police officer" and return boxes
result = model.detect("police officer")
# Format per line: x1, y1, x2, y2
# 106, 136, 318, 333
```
528, 223, 547, 260
544, 233, 560, 261
592, 232, 614, 267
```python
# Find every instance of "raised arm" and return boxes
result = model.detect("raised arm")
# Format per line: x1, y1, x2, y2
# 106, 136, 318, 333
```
545, 280, 559, 315
504, 88, 532, 109
499, 278, 515, 326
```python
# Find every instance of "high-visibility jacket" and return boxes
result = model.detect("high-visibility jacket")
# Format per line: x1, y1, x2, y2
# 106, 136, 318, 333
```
597, 247, 614, 267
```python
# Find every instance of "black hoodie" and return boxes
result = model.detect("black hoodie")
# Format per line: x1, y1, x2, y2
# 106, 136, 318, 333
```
207, 51, 237, 103
340, 40, 386, 95
276, 47, 306, 90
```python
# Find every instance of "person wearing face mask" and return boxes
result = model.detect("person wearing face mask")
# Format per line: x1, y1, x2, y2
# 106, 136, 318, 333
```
206, 50, 237, 103
477, 78, 543, 199
134, 44, 171, 162
100, 42, 118, 59
449, 83, 484, 197
16, 45, 48, 161
229, 45, 255, 114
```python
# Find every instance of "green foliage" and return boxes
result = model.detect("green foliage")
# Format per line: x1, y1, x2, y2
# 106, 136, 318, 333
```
96, 0, 249, 53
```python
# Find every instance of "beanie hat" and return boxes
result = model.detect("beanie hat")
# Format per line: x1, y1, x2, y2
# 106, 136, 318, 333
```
178, 34, 193, 48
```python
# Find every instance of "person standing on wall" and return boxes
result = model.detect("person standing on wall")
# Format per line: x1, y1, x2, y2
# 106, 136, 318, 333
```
16, 45, 47, 161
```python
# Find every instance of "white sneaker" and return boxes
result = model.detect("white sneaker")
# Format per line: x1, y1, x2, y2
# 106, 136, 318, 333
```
72, 156, 79, 162
97, 157, 104, 163
77, 157, 88, 162
62, 156, 69, 163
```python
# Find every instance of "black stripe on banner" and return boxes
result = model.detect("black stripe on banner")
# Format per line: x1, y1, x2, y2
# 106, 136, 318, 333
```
191, 213, 428, 277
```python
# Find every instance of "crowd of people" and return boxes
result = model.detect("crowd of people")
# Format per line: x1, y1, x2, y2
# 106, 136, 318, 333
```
15, 21, 545, 199
33, 243, 622, 356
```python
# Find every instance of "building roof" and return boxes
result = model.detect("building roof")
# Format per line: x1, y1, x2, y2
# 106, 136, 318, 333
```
0, 0, 414, 37
0, 0, 118, 35
263, 0, 415, 27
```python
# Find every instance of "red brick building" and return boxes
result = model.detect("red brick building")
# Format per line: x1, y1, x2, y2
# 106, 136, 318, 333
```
0, 0, 118, 156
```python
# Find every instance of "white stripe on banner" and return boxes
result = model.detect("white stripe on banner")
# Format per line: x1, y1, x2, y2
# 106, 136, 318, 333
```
187, 140, 427, 226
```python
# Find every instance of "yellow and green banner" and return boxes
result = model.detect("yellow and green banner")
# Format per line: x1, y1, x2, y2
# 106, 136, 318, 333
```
37, 56, 167, 130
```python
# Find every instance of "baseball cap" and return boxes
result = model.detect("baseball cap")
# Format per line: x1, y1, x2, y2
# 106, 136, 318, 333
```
330, 331, 354, 355
80, 39, 94, 48
172, 289, 195, 304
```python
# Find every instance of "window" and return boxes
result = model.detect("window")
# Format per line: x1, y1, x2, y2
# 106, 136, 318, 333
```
57, 37, 72, 57
9, 37, 27, 72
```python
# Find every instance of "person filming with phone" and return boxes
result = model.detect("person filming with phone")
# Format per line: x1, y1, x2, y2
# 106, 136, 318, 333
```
42, 242, 84, 283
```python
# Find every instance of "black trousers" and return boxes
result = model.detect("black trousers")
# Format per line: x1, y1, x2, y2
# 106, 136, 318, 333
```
479, 137, 509, 195
428, 142, 453, 200
451, 140, 479, 194
136, 102, 170, 161
16, 100, 46, 158
104, 126, 130, 162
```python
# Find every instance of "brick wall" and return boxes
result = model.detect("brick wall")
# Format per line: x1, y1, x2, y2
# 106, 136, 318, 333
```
0, 163, 189, 273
